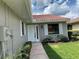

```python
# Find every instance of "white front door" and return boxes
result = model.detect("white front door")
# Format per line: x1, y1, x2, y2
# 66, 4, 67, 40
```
27, 25, 40, 42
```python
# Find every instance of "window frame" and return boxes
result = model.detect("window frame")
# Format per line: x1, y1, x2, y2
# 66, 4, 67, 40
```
48, 24, 59, 34
20, 20, 25, 36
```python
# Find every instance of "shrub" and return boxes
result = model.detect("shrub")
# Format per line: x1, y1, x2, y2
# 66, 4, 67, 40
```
16, 41, 32, 59
16, 53, 29, 59
71, 34, 79, 41
42, 34, 69, 43
57, 35, 69, 42
49, 34, 61, 42
43, 38, 51, 42
23, 41, 32, 47
42, 35, 62, 43
42, 35, 52, 43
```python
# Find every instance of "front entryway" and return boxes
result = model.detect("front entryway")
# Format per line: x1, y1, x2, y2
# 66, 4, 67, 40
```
27, 25, 40, 42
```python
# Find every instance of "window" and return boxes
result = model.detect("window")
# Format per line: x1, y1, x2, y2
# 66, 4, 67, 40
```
22, 22, 24, 35
68, 25, 72, 30
48, 24, 59, 34
20, 20, 25, 36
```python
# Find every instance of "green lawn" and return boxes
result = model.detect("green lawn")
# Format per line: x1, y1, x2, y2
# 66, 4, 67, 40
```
43, 41, 79, 59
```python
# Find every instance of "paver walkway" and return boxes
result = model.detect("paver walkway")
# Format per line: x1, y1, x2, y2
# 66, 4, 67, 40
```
30, 42, 49, 59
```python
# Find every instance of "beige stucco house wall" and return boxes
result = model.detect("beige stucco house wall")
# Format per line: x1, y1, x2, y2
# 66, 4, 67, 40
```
68, 18, 79, 39
0, 0, 32, 59
72, 24, 79, 30
68, 18, 79, 31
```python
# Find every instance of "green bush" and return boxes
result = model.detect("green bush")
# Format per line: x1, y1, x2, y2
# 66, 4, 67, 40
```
16, 41, 32, 59
42, 35, 52, 43
71, 34, 79, 41
42, 34, 69, 43
16, 53, 29, 59
57, 35, 69, 42
42, 35, 61, 43
23, 41, 32, 47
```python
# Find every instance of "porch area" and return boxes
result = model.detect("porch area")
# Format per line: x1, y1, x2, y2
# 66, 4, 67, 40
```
27, 23, 68, 42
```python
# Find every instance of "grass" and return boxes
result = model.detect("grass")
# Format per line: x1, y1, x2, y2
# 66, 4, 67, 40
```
43, 41, 79, 59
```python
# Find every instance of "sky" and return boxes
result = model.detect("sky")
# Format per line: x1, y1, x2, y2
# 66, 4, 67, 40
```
32, 0, 79, 19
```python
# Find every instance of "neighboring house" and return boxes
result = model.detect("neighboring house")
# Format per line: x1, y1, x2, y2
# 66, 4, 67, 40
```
0, 0, 32, 59
68, 18, 79, 31
68, 18, 79, 40
27, 15, 70, 42
68, 18, 79, 34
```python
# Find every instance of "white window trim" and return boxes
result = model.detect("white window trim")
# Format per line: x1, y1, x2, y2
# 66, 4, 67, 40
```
24, 23, 26, 35
20, 20, 22, 36
20, 20, 26, 36
44, 24, 48, 35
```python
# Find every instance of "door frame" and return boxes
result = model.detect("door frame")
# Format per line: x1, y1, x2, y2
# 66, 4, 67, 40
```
27, 25, 40, 42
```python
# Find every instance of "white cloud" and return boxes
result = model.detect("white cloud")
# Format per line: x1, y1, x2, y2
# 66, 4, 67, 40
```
43, 3, 69, 15
63, 11, 79, 19
63, 0, 79, 19
32, 0, 79, 19
76, 0, 79, 5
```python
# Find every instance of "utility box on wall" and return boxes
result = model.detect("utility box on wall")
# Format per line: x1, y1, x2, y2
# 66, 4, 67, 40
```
0, 26, 13, 59
0, 26, 10, 41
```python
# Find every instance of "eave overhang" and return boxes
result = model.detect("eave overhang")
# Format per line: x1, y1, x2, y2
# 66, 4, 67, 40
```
2, 0, 32, 23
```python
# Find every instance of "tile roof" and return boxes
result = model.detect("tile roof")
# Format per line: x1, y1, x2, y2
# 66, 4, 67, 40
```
32, 15, 69, 23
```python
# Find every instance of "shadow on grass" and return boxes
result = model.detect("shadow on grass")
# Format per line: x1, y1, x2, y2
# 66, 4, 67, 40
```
43, 44, 62, 59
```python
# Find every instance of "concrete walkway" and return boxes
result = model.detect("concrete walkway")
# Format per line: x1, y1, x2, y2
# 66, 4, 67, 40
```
30, 43, 49, 59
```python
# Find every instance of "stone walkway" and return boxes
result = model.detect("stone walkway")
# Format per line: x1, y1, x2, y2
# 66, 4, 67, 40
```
30, 42, 49, 59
